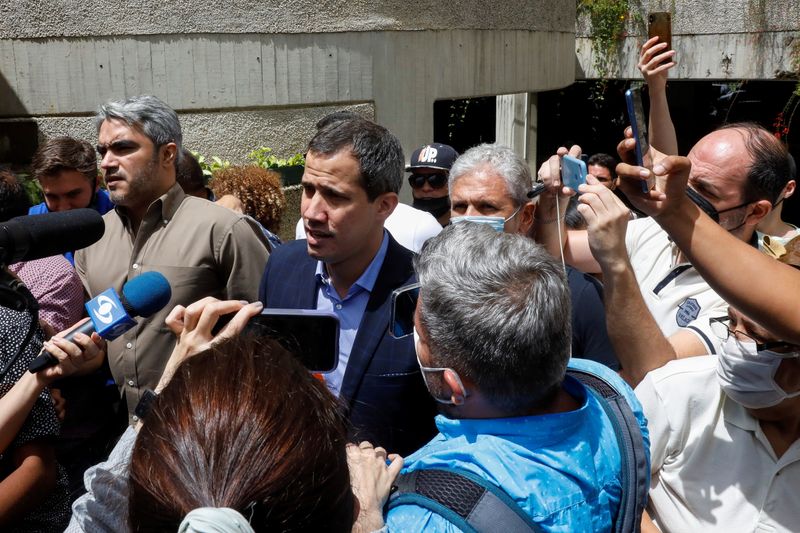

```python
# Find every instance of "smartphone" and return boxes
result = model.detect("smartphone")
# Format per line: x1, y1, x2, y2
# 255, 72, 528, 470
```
561, 155, 587, 192
243, 309, 340, 373
648, 12, 672, 51
390, 283, 420, 339
624, 88, 654, 193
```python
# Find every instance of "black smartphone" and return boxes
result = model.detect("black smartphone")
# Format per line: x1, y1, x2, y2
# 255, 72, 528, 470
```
390, 283, 420, 339
648, 12, 672, 51
244, 309, 340, 373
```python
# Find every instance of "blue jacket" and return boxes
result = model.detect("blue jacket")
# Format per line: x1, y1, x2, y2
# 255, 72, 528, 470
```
386, 358, 650, 532
258, 236, 437, 456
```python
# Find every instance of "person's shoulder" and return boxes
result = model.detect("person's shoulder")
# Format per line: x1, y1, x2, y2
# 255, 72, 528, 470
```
639, 356, 718, 392
268, 239, 311, 264
385, 203, 442, 253
565, 265, 603, 295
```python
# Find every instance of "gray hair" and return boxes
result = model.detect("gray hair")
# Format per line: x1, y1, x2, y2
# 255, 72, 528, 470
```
95, 95, 183, 160
449, 143, 531, 206
414, 223, 571, 413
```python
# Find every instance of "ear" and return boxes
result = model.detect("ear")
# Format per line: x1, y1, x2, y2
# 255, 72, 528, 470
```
374, 192, 399, 222
442, 369, 467, 406
783, 180, 797, 200
518, 201, 535, 235
745, 199, 773, 226
160, 142, 178, 168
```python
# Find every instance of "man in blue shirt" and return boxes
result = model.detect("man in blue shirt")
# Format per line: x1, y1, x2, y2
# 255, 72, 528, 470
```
259, 116, 437, 455
29, 137, 114, 263
384, 223, 649, 531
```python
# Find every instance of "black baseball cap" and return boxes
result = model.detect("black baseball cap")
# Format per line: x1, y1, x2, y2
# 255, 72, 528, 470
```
405, 143, 458, 172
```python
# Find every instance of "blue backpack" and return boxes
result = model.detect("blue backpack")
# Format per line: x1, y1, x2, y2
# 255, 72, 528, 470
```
387, 368, 649, 533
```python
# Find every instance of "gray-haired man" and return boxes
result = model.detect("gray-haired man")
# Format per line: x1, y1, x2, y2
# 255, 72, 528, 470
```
382, 223, 648, 530
449, 143, 618, 368
75, 95, 269, 421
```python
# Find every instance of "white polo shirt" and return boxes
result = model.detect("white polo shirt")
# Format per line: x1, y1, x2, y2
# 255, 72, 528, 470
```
636, 356, 800, 533
296, 202, 441, 253
625, 217, 727, 354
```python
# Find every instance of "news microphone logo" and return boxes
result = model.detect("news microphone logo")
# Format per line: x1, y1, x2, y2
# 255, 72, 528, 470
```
86, 288, 136, 340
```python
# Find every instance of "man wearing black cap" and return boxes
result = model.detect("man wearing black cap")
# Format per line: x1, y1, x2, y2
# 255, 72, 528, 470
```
406, 143, 458, 226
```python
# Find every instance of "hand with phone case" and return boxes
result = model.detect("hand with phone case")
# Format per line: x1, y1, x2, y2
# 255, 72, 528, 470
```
640, 12, 679, 156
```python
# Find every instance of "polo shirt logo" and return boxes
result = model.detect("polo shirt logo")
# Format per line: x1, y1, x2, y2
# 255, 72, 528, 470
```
676, 298, 701, 327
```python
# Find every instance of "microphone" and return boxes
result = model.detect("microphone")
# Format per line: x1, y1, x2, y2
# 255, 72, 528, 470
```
28, 271, 172, 373
0, 209, 105, 265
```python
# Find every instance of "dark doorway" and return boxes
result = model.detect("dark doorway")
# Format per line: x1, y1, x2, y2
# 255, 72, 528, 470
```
433, 96, 496, 155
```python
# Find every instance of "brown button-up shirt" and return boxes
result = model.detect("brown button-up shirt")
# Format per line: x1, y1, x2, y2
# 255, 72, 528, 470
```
75, 183, 269, 421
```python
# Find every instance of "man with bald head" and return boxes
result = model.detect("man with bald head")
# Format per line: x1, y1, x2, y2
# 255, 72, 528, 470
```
535, 123, 789, 384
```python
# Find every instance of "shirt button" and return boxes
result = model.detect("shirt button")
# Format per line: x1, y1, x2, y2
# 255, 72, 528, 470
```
126, 342, 133, 349
132, 415, 139, 422
132, 263, 139, 270
127, 379, 135, 386
163, 219, 169, 225
335, 303, 343, 310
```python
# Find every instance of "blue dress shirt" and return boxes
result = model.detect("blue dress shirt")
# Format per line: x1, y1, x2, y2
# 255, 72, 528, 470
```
315, 232, 389, 397
385, 358, 650, 532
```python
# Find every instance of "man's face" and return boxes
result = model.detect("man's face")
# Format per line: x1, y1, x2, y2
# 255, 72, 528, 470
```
301, 149, 394, 266
687, 129, 754, 235
39, 169, 97, 212
450, 165, 533, 234
588, 164, 615, 190
97, 118, 169, 210
409, 167, 449, 200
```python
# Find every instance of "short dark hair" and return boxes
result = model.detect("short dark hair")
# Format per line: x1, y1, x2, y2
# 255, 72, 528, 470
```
31, 137, 97, 184
0, 170, 31, 222
175, 149, 205, 195
307, 117, 404, 201
129, 334, 354, 531
720, 122, 791, 204
587, 153, 617, 179
315, 110, 365, 130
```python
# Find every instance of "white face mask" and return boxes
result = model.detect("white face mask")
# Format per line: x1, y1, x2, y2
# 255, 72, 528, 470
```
717, 336, 800, 409
413, 326, 467, 405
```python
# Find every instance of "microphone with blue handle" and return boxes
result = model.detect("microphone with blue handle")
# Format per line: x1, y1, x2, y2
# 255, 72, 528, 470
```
28, 271, 172, 373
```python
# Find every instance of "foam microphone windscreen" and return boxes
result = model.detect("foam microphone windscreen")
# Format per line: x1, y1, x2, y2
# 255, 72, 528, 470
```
0, 209, 105, 264
121, 271, 173, 317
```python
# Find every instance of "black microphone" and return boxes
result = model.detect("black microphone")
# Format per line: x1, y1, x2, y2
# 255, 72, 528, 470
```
0, 209, 105, 265
28, 271, 172, 373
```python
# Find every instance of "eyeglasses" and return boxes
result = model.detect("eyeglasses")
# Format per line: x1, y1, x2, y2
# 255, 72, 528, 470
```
709, 316, 798, 355
408, 173, 448, 189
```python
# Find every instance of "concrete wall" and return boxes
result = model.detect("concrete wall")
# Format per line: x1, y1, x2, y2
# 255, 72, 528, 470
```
575, 0, 800, 79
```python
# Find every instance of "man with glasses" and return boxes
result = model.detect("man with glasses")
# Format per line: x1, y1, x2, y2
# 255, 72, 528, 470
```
535, 124, 790, 382
634, 242, 800, 532
406, 142, 458, 226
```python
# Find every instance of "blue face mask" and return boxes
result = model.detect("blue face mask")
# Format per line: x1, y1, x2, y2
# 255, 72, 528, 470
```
450, 205, 521, 233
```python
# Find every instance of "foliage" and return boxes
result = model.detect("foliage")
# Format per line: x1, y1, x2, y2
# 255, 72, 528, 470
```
773, 37, 800, 142
579, 0, 631, 84
247, 147, 305, 170
191, 151, 231, 178
19, 173, 43, 205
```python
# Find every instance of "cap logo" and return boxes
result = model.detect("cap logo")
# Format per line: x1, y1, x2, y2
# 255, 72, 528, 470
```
418, 146, 439, 164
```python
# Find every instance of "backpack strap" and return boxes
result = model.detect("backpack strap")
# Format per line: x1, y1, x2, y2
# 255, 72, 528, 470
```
388, 467, 544, 533
566, 368, 648, 533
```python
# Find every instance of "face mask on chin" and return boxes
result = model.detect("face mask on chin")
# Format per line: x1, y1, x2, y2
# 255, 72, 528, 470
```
412, 196, 450, 218
717, 336, 800, 409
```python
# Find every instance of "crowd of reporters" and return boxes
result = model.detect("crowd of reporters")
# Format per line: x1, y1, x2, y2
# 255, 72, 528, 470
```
0, 35, 799, 532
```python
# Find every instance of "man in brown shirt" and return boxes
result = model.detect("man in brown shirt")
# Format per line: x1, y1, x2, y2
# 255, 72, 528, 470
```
75, 95, 269, 421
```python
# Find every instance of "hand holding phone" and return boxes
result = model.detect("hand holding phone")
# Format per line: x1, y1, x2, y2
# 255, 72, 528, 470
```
561, 155, 587, 192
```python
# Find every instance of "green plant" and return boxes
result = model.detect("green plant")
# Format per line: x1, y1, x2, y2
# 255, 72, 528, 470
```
190, 150, 230, 178
19, 173, 43, 205
773, 37, 800, 142
579, 0, 634, 100
247, 147, 305, 170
